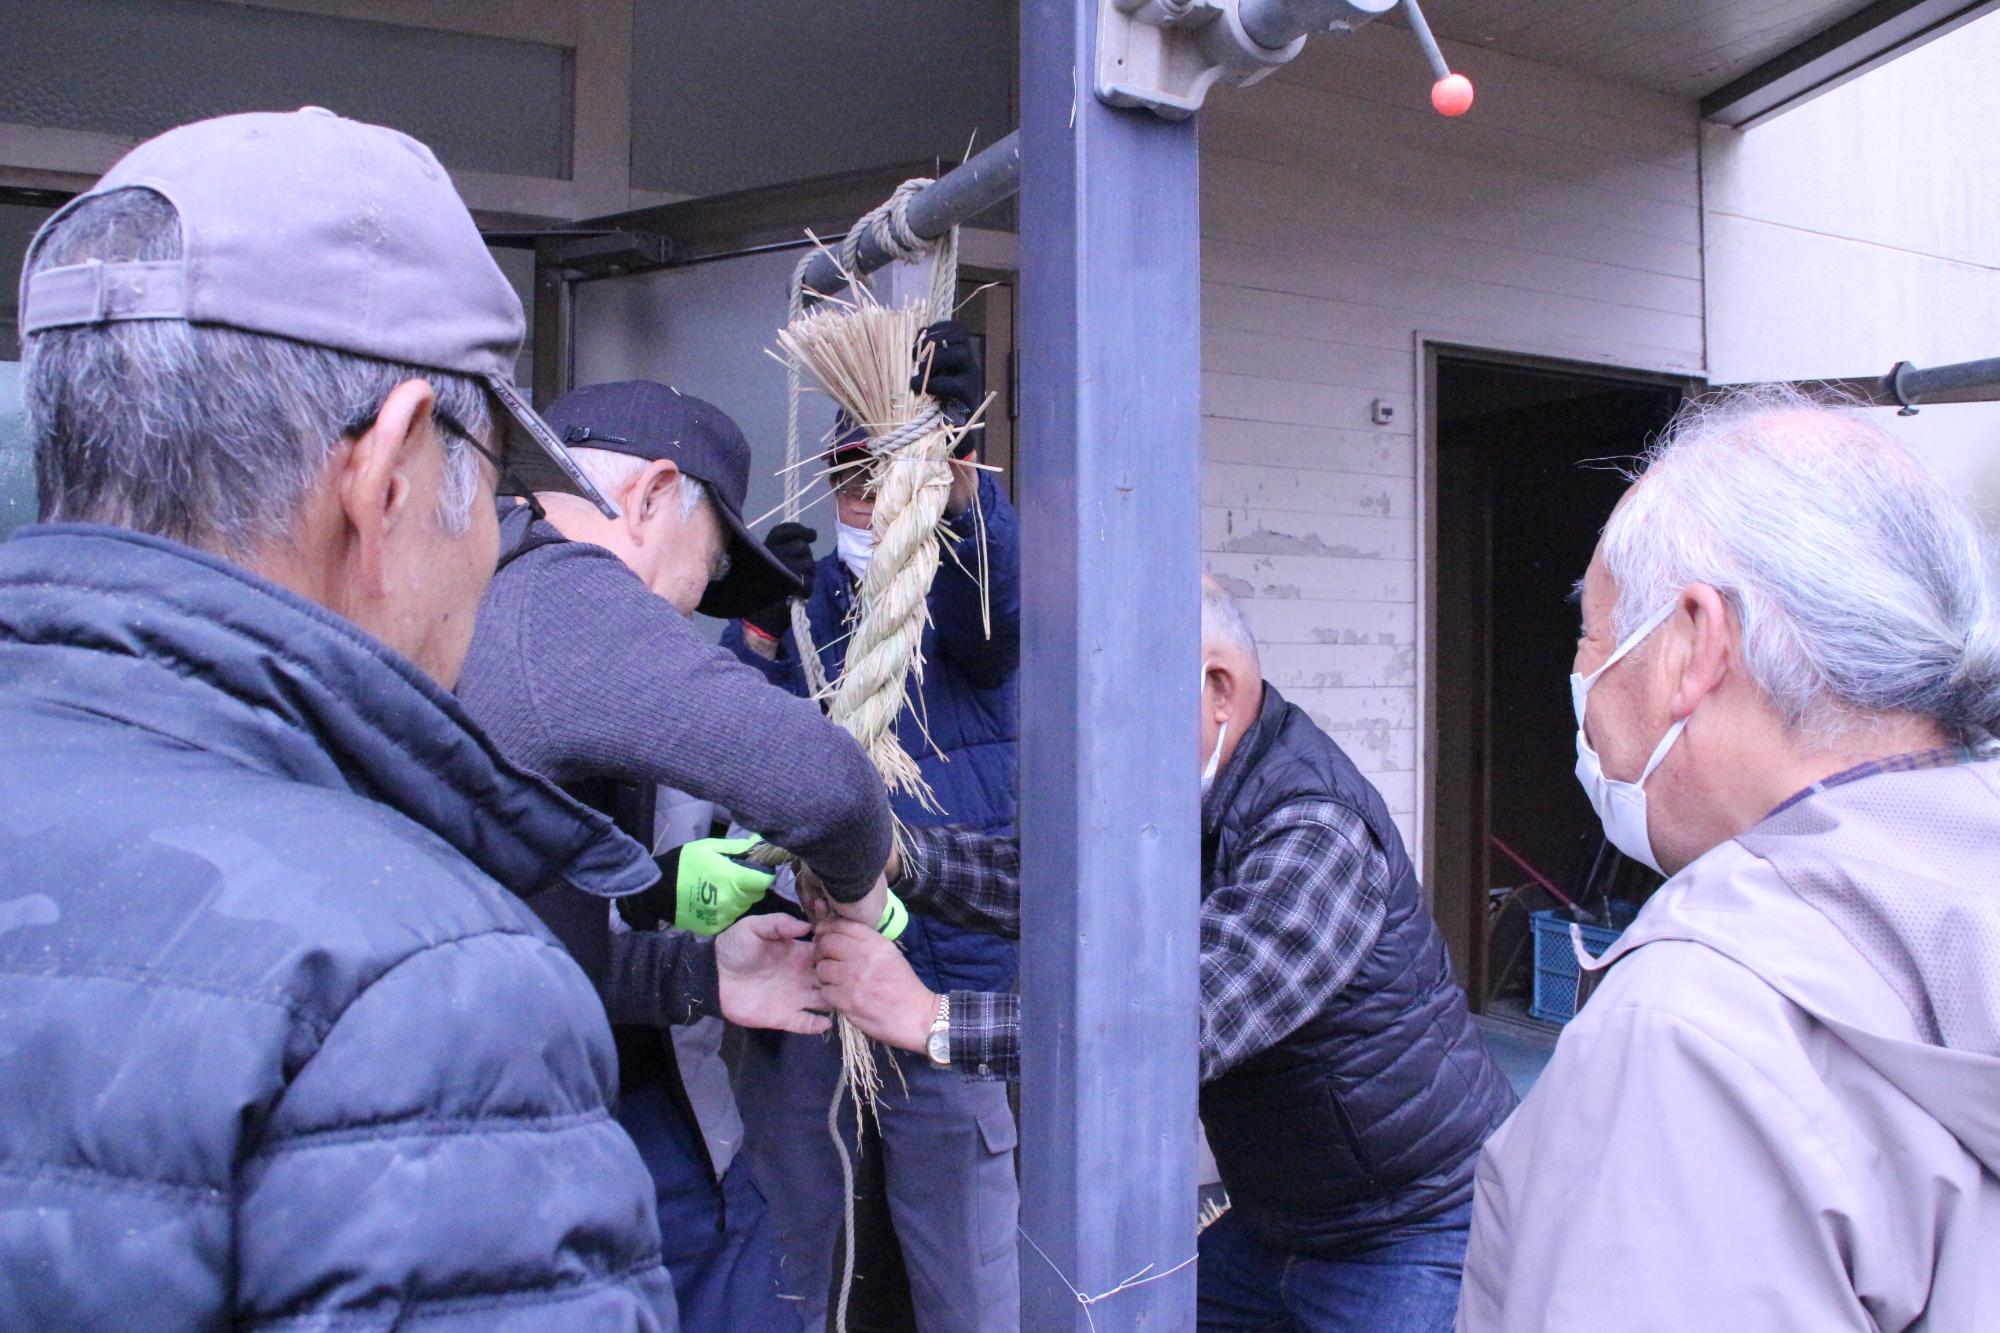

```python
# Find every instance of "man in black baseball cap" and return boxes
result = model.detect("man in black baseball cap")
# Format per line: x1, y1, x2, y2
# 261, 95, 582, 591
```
456, 379, 899, 1333
504, 380, 800, 618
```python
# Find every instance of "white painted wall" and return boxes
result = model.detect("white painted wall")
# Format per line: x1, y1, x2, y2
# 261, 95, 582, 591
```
1702, 9, 2000, 520
1197, 26, 1703, 848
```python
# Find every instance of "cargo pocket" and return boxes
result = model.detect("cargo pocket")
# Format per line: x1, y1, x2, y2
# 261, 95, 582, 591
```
976, 1098, 1021, 1265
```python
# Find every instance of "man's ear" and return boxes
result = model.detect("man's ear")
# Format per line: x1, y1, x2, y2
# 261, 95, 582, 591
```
1204, 661, 1237, 725
628, 460, 682, 540
338, 378, 436, 599
1671, 582, 1733, 720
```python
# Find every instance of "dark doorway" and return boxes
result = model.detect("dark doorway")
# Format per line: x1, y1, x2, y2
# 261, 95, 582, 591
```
1427, 350, 1689, 1010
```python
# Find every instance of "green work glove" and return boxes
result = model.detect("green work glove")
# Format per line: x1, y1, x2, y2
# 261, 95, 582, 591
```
633, 836, 775, 937
876, 888, 909, 942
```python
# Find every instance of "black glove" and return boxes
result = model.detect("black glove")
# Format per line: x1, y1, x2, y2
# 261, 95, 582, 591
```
743, 522, 817, 639
912, 320, 983, 429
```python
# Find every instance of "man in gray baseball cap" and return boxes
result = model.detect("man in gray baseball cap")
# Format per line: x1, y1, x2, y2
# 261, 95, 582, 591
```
19, 104, 617, 520
0, 109, 676, 1327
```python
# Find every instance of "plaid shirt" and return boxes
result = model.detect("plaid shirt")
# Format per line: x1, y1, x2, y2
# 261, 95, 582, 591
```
1768, 744, 1992, 817
899, 794, 1390, 1083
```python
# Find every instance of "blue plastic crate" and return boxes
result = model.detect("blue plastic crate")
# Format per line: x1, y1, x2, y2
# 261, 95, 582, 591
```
1528, 909, 1627, 1024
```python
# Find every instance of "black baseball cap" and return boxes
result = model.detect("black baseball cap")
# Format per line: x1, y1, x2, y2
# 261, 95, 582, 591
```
521, 380, 801, 618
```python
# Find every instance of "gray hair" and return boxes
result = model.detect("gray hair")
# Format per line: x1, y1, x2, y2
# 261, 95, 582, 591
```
559, 445, 707, 522
1602, 384, 2000, 746
1201, 575, 1261, 669
22, 188, 488, 559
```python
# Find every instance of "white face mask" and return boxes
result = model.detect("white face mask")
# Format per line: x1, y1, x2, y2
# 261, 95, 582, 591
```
836, 521, 876, 582
1571, 600, 1686, 876
1201, 722, 1229, 795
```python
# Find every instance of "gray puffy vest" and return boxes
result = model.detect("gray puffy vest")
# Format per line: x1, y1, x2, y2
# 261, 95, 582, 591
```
1199, 687, 1516, 1254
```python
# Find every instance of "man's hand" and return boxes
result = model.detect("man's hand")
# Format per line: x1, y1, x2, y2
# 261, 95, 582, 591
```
797, 866, 884, 923
813, 919, 937, 1054
716, 914, 832, 1036
631, 836, 775, 936
912, 320, 982, 422
741, 522, 818, 654
796, 867, 906, 939
945, 456, 979, 518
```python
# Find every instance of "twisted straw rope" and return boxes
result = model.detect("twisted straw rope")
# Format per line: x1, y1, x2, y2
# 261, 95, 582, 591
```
764, 183, 962, 1333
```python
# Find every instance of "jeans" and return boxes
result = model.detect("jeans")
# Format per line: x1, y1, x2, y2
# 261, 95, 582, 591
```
1196, 1199, 1472, 1333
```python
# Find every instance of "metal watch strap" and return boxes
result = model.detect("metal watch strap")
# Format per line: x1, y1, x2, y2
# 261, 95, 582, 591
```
926, 992, 952, 1068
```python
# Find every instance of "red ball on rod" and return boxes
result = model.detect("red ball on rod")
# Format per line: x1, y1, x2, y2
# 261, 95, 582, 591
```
1432, 73, 1475, 117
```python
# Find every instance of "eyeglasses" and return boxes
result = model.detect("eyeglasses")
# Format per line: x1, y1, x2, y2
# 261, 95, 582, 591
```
342, 404, 504, 479
434, 407, 504, 478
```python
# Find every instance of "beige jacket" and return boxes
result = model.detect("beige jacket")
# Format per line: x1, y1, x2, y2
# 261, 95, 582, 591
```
1460, 759, 2000, 1332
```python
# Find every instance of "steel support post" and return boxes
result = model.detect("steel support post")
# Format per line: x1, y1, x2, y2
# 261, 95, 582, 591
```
529, 237, 575, 406
1017, 1, 1204, 1328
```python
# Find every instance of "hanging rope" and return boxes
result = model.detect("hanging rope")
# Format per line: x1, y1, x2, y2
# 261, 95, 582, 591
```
781, 178, 951, 704
761, 180, 966, 1333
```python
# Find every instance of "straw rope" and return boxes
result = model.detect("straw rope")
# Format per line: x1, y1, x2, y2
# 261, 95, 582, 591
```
781, 177, 950, 702
759, 181, 963, 1333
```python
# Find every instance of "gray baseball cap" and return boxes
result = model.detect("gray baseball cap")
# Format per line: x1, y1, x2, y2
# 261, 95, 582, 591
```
17, 107, 617, 517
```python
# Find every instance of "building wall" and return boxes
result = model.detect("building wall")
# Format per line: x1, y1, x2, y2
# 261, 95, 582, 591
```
1196, 26, 1703, 851
1702, 9, 2000, 519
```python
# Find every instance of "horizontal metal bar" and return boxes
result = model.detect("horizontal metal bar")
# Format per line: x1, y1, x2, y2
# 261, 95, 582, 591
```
1766, 354, 2000, 409
1702, 0, 2000, 129
1894, 355, 2000, 405
796, 131, 1022, 299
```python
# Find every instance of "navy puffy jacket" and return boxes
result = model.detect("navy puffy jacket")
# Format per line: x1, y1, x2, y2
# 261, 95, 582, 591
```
724, 470, 1019, 992
0, 526, 677, 1328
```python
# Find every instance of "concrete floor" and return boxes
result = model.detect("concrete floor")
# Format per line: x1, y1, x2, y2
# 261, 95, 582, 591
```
1474, 1005, 1561, 1099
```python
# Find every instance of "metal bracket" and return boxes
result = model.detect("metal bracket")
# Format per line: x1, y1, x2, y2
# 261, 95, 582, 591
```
1095, 0, 1301, 119
545, 229, 674, 279
1889, 360, 1922, 415
1096, 0, 1464, 120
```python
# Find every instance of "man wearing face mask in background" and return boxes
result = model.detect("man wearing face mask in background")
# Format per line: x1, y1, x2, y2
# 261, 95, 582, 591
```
810, 579, 1516, 1333
723, 321, 1027, 1332
1460, 389, 2000, 1333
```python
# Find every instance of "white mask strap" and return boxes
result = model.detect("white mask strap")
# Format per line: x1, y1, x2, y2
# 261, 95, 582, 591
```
1637, 716, 1688, 785
1580, 599, 1679, 692
1202, 722, 1229, 786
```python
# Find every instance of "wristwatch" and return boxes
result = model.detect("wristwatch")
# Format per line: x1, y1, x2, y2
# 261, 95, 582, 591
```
925, 993, 952, 1069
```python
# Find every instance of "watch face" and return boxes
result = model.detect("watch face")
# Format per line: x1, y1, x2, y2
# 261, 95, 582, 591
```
927, 1028, 951, 1065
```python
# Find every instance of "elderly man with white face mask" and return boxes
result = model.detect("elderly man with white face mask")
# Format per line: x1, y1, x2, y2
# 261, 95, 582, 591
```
1459, 388, 2000, 1333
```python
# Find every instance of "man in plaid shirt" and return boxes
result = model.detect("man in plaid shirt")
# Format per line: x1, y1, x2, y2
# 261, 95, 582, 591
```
813, 580, 1515, 1333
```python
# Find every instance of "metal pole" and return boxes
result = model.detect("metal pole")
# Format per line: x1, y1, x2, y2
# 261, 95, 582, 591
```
796, 132, 1022, 300
1763, 353, 2000, 409
1017, 0, 1203, 1327
1887, 355, 2000, 406
1401, 0, 1454, 81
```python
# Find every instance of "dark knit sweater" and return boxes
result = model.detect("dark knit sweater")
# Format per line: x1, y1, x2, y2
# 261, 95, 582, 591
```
457, 508, 895, 1024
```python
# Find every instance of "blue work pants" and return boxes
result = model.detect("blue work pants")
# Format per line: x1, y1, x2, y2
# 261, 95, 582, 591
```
620, 1066, 803, 1333
734, 1028, 1020, 1333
